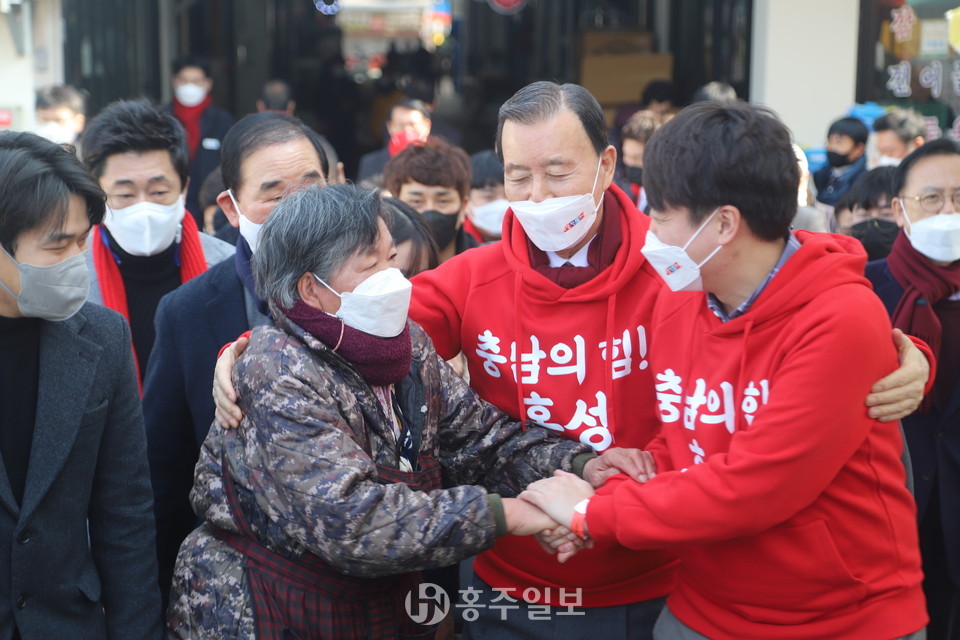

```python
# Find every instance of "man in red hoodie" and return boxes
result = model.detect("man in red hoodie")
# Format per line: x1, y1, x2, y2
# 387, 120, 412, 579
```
520, 101, 928, 640
407, 83, 931, 638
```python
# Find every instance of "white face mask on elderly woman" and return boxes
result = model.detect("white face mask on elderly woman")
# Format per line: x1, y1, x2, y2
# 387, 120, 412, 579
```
314, 267, 412, 338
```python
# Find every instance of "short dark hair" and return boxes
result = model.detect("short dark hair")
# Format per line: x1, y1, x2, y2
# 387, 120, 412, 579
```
621, 110, 663, 144
172, 54, 210, 78
219, 112, 329, 193
496, 81, 607, 164
198, 167, 225, 211
690, 81, 738, 104
80, 99, 189, 187
0, 131, 105, 253
827, 117, 869, 146
644, 102, 799, 241
892, 137, 960, 196
36, 84, 86, 115
641, 80, 675, 106
873, 108, 926, 144
834, 191, 854, 214
382, 137, 471, 200
470, 150, 504, 190
846, 167, 896, 211
388, 99, 431, 125
382, 197, 439, 277
261, 79, 293, 111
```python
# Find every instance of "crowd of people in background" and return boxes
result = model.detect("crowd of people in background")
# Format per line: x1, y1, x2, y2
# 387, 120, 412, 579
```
0, 50, 956, 640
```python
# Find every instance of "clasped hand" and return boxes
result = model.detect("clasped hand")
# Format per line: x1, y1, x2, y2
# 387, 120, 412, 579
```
517, 447, 658, 562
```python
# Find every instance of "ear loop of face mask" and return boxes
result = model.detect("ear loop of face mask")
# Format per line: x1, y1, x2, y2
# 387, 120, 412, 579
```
312, 273, 346, 351
897, 198, 930, 240
588, 154, 605, 213
684, 208, 724, 267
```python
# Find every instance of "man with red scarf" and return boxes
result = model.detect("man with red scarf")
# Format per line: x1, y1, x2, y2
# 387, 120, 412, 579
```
866, 138, 960, 640
165, 55, 235, 227
81, 99, 233, 382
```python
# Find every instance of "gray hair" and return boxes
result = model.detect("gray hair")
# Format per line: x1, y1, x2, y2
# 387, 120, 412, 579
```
254, 183, 385, 308
495, 81, 607, 163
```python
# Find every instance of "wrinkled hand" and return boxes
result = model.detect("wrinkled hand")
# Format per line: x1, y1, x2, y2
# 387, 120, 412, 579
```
866, 329, 929, 422
502, 497, 560, 536
534, 526, 594, 563
213, 336, 249, 429
520, 471, 595, 529
582, 447, 657, 487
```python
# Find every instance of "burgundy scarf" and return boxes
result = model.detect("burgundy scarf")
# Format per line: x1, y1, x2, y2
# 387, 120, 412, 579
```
528, 192, 624, 288
283, 299, 412, 386
887, 231, 960, 412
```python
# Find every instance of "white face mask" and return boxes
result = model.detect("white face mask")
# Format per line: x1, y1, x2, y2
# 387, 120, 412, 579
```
315, 267, 412, 338
509, 156, 604, 252
641, 208, 723, 292
175, 83, 208, 107
471, 199, 509, 236
900, 201, 960, 263
228, 189, 263, 253
35, 122, 78, 145
0, 247, 89, 321
873, 155, 902, 168
103, 197, 186, 257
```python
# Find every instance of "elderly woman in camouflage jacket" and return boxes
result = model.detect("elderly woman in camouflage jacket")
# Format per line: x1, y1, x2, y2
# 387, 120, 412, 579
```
166, 184, 610, 640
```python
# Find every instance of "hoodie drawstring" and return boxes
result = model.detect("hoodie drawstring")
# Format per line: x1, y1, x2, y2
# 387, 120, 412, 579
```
513, 271, 526, 428
737, 318, 755, 432
604, 293, 617, 443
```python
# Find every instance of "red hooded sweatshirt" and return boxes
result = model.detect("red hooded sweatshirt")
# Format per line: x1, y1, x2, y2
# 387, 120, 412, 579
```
409, 184, 678, 607
587, 231, 927, 638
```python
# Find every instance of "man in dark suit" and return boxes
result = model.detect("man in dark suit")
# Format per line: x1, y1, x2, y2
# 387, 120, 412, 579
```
0, 131, 161, 638
142, 112, 328, 600
866, 138, 960, 640
164, 55, 235, 227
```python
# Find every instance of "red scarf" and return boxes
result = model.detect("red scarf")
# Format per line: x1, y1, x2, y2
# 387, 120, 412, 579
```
887, 231, 960, 412
92, 213, 209, 385
283, 299, 412, 387
172, 94, 212, 160
528, 191, 624, 288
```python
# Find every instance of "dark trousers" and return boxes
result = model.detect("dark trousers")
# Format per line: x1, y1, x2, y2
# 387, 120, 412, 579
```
920, 489, 960, 640
461, 571, 665, 640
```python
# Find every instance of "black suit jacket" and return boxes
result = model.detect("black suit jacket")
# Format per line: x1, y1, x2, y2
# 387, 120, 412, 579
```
866, 258, 960, 583
141, 256, 251, 597
356, 146, 390, 183
0, 303, 161, 639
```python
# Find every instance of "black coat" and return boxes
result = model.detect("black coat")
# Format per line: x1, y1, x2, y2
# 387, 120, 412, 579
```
866, 258, 960, 584
141, 257, 252, 598
356, 146, 390, 183
0, 303, 162, 639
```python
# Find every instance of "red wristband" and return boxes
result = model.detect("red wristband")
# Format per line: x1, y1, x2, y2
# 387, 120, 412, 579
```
570, 499, 590, 539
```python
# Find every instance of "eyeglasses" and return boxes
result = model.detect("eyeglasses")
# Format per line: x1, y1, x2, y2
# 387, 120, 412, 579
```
900, 190, 960, 214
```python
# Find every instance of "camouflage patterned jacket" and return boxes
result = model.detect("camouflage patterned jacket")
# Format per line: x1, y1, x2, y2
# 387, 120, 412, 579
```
166, 312, 592, 638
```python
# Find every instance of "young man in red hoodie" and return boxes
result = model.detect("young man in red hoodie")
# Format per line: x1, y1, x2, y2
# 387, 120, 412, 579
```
520, 101, 928, 640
